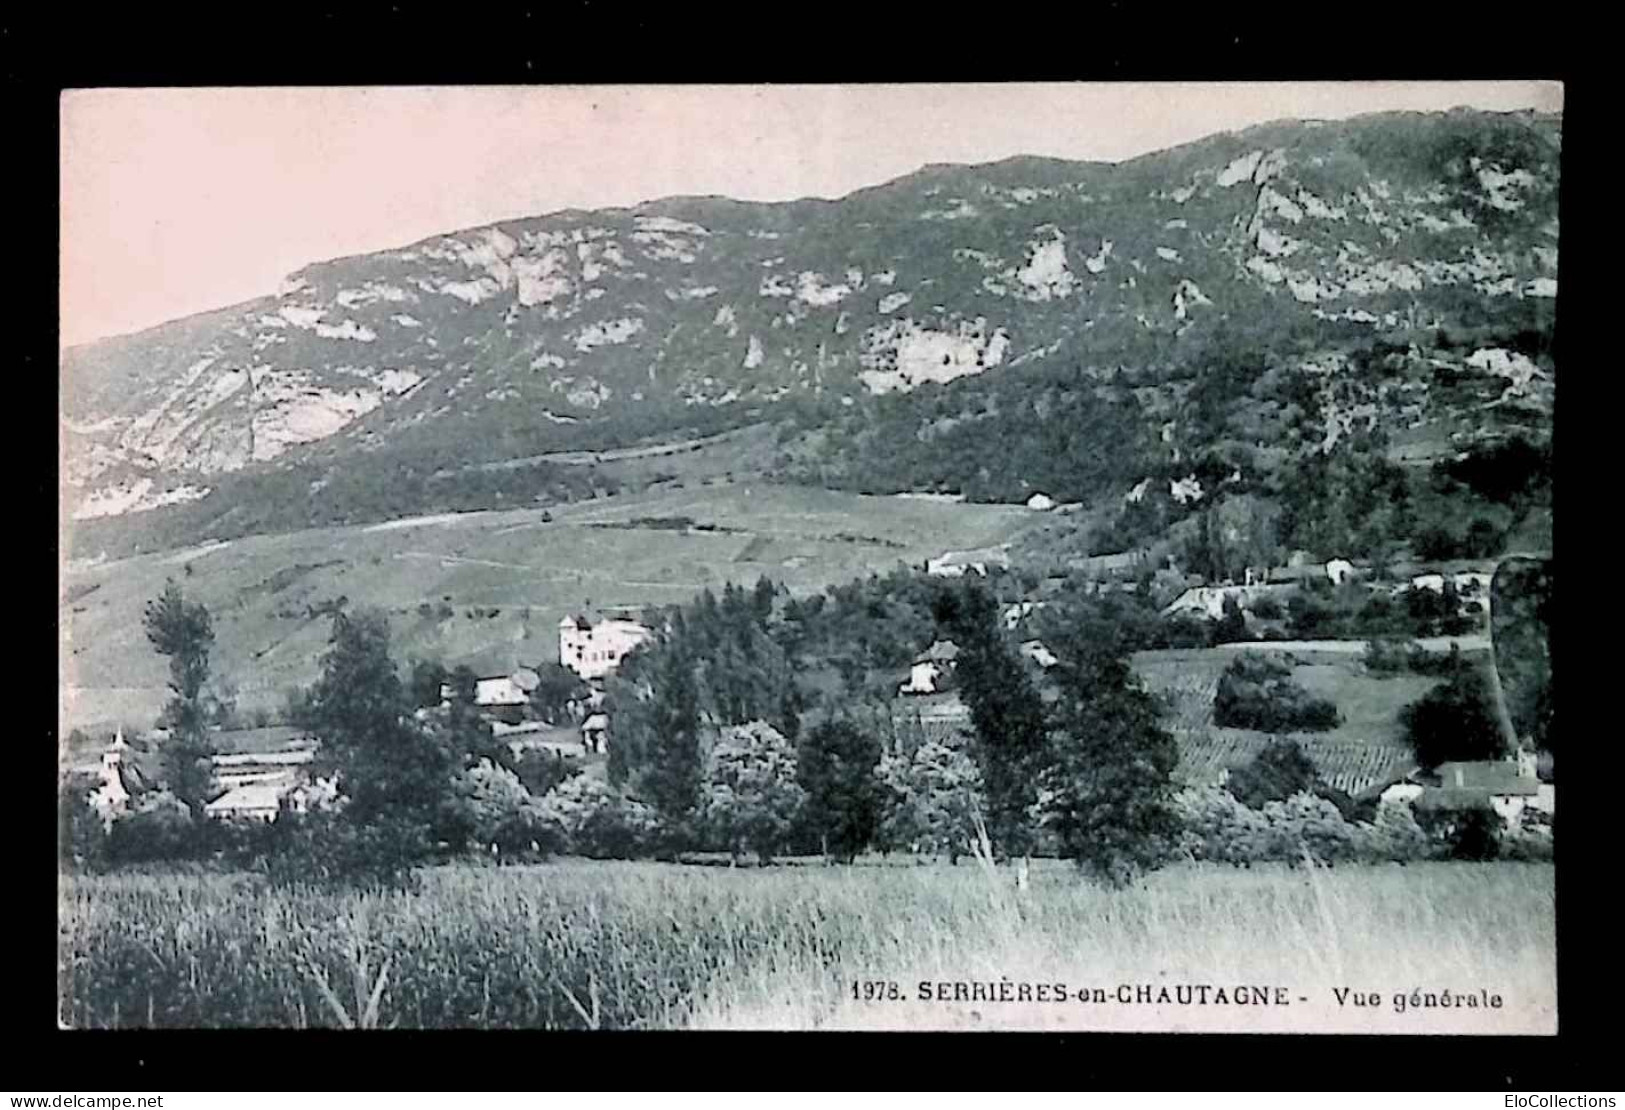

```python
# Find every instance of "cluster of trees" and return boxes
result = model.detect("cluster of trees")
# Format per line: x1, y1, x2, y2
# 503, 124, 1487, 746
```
778, 362, 1163, 505
595, 572, 1183, 885
1177, 785, 1544, 864
67, 550, 1541, 886
1213, 654, 1340, 732
1401, 666, 1509, 770
1190, 733, 1543, 864
1282, 578, 1479, 641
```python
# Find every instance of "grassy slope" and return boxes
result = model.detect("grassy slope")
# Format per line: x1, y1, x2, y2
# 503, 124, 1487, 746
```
1131, 647, 1450, 795
58, 859, 1555, 1032
60, 482, 1037, 731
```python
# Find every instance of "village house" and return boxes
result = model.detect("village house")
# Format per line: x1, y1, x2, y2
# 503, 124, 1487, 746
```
926, 547, 1010, 578
559, 611, 656, 679
1068, 549, 1149, 580
1413, 751, 1547, 826
205, 774, 336, 823
900, 640, 961, 695
1380, 751, 1553, 829
477, 668, 540, 709
1001, 601, 1042, 630
1019, 639, 1060, 669
1394, 571, 1494, 615
1162, 583, 1284, 621
204, 730, 326, 822
1025, 492, 1056, 511
580, 712, 610, 753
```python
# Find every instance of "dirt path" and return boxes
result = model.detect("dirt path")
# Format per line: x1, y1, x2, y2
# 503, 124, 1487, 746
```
1216, 635, 1491, 654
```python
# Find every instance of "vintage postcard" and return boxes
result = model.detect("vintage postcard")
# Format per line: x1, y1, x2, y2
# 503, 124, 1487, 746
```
59, 82, 1558, 1033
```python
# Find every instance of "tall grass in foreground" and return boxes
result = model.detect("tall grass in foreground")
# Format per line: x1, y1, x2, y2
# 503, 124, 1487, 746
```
58, 860, 1555, 1032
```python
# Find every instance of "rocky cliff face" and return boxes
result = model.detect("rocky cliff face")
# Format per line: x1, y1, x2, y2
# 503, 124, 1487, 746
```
61, 108, 1559, 540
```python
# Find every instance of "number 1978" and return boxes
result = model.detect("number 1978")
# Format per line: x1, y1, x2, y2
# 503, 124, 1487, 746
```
851, 980, 903, 1001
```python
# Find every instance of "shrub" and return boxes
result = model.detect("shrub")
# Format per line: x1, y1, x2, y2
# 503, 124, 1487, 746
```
1363, 800, 1439, 862
1257, 793, 1363, 863
1286, 593, 1335, 638
59, 774, 108, 871
1175, 787, 1274, 864
1417, 802, 1505, 860
1225, 738, 1318, 809
537, 777, 660, 859
1176, 787, 1439, 865
876, 739, 986, 862
796, 720, 884, 863
1250, 595, 1284, 620
454, 759, 560, 859
1364, 638, 1412, 675
1401, 668, 1506, 769
1214, 653, 1340, 732
104, 792, 195, 865
262, 809, 426, 891
514, 747, 581, 797
701, 721, 805, 864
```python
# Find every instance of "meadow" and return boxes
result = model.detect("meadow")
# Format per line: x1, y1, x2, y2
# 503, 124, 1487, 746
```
58, 858, 1555, 1033
59, 481, 1037, 731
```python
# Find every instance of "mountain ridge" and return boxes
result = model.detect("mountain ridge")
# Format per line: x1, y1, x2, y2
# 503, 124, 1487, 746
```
62, 106, 1559, 558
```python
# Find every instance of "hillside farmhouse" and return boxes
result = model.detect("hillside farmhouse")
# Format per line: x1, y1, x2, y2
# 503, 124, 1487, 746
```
927, 547, 1010, 578
1019, 639, 1060, 669
1162, 584, 1287, 621
74, 725, 328, 824
1325, 558, 1358, 585
1002, 601, 1042, 630
901, 639, 961, 695
204, 730, 326, 822
559, 611, 655, 679
438, 668, 543, 713
1397, 572, 1493, 615
1068, 549, 1149, 579
1411, 751, 1551, 826
581, 712, 610, 753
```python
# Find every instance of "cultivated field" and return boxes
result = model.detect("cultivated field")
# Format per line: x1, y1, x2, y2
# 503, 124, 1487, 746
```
59, 482, 1038, 731
1131, 647, 1456, 796
57, 859, 1555, 1033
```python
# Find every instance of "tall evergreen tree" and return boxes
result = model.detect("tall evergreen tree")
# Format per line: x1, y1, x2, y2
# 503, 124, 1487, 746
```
142, 581, 217, 822
643, 641, 703, 846
933, 581, 1050, 859
306, 609, 460, 878
1040, 626, 1181, 887
796, 719, 883, 863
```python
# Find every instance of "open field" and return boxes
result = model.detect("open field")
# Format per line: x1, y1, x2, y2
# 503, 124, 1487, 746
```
59, 482, 1038, 732
56, 859, 1555, 1032
1132, 647, 1444, 795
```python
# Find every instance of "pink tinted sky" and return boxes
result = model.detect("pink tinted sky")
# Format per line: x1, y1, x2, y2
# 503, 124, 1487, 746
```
60, 82, 1562, 349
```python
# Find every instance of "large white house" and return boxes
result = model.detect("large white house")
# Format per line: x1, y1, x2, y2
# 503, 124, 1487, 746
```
559, 612, 655, 679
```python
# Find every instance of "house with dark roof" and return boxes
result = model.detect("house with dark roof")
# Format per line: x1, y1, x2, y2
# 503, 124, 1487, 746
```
1409, 752, 1548, 826
1067, 549, 1149, 579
